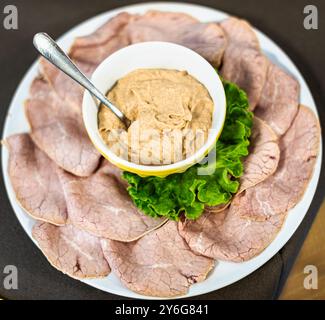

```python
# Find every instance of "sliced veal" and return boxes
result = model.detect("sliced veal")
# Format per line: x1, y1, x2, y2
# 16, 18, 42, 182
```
255, 63, 300, 136
33, 222, 110, 279
70, 12, 133, 67
179, 208, 284, 262
39, 58, 95, 111
205, 117, 280, 213
39, 10, 227, 136
5, 134, 67, 225
179, 105, 320, 261
238, 117, 280, 193
220, 17, 268, 110
39, 13, 132, 122
126, 11, 227, 67
234, 105, 319, 221
101, 221, 214, 297
58, 160, 166, 241
25, 77, 101, 177
220, 17, 260, 49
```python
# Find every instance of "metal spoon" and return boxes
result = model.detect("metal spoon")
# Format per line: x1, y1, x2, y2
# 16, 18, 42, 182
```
33, 32, 129, 127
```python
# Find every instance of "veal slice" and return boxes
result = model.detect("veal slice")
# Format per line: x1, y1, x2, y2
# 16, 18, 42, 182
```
220, 17, 268, 110
234, 105, 320, 221
179, 105, 320, 261
179, 207, 285, 262
101, 221, 214, 297
70, 12, 133, 67
238, 117, 280, 193
255, 63, 300, 136
58, 160, 166, 241
43, 11, 227, 113
205, 117, 280, 213
41, 13, 132, 110
126, 10, 227, 68
39, 58, 95, 112
25, 77, 101, 177
5, 133, 67, 225
33, 222, 110, 279
220, 17, 260, 49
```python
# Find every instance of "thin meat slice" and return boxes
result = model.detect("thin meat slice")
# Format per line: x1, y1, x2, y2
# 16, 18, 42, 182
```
220, 17, 299, 132
126, 11, 227, 67
33, 222, 110, 279
220, 17, 260, 49
41, 11, 226, 114
205, 117, 280, 213
70, 11, 226, 68
205, 204, 229, 214
58, 160, 166, 241
40, 13, 133, 117
179, 105, 320, 261
25, 78, 101, 177
255, 63, 300, 136
101, 221, 214, 297
70, 12, 133, 67
234, 105, 320, 221
40, 58, 94, 112
239, 117, 280, 193
179, 208, 284, 262
5, 134, 67, 225
220, 17, 268, 110
221, 48, 268, 110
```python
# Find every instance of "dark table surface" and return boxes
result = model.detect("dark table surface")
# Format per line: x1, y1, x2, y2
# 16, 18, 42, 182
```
0, 0, 324, 300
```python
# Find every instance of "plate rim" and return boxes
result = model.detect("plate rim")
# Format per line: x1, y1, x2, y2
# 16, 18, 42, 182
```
1, 1, 323, 300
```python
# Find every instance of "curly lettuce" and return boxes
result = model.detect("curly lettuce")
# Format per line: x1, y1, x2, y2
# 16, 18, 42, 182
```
122, 80, 253, 220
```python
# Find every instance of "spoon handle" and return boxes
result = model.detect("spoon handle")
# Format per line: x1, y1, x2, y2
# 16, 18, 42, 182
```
33, 32, 127, 124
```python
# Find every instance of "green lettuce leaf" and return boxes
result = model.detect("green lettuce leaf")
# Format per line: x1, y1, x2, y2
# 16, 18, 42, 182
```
122, 80, 253, 220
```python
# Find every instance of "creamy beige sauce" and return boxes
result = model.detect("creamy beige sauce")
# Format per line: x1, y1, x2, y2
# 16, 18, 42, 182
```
98, 69, 213, 165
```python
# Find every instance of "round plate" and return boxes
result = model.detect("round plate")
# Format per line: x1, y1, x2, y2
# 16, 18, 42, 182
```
1, 2, 322, 299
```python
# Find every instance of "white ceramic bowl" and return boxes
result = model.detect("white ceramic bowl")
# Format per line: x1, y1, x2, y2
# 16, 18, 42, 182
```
82, 41, 226, 177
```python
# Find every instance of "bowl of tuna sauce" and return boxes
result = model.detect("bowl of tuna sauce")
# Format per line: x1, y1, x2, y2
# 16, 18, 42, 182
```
83, 41, 226, 177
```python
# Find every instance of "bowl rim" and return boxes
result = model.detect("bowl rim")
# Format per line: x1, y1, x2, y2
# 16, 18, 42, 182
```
82, 41, 226, 174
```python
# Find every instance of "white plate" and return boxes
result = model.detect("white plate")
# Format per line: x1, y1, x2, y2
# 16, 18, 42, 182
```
1, 2, 322, 299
